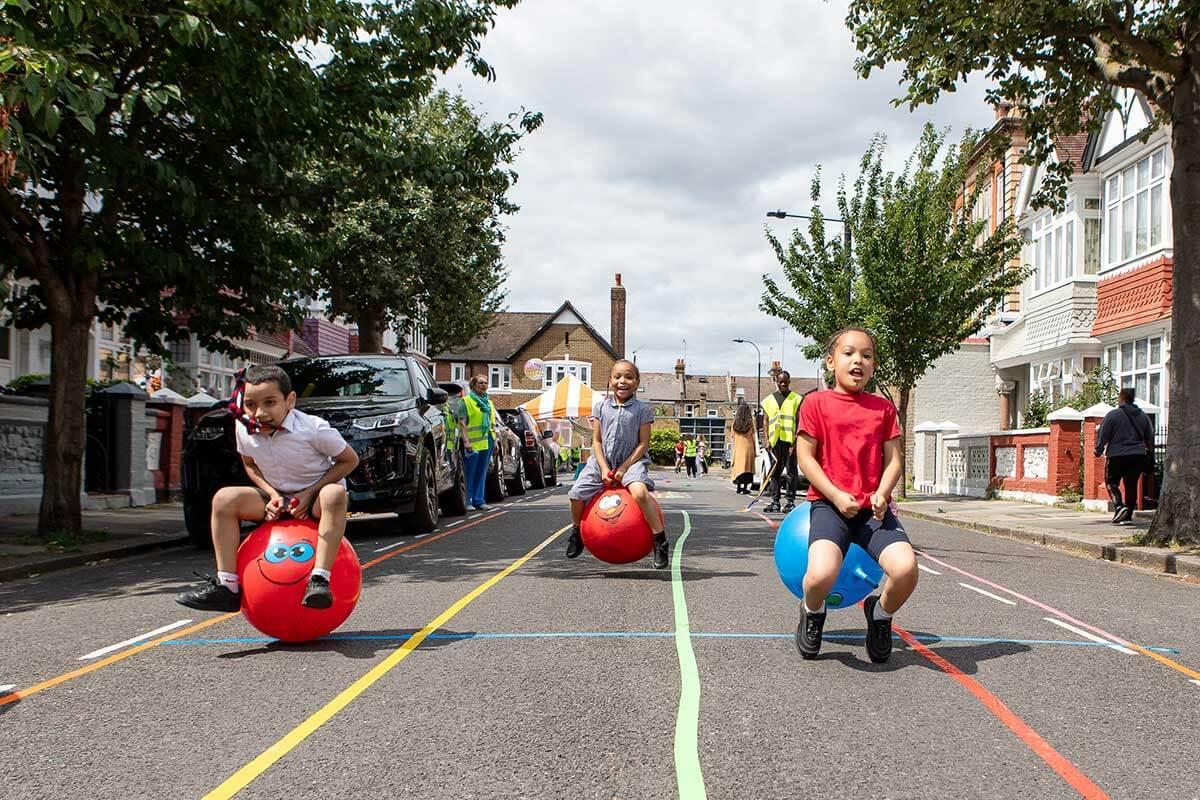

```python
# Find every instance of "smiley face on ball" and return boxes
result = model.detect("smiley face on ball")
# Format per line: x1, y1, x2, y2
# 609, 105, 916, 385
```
257, 535, 316, 586
596, 493, 627, 523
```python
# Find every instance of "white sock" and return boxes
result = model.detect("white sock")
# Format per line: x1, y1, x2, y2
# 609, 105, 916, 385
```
804, 600, 826, 615
217, 571, 240, 593
311, 568, 331, 581
873, 599, 893, 621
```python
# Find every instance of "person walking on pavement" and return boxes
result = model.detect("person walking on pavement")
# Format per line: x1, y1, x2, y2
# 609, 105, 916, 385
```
674, 438, 685, 473
730, 401, 757, 494
1095, 387, 1155, 525
760, 369, 802, 513
697, 435, 709, 475
462, 374, 499, 512
683, 435, 699, 478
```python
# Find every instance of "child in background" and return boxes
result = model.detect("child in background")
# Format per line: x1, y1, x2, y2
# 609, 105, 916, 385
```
792, 328, 919, 663
565, 360, 669, 569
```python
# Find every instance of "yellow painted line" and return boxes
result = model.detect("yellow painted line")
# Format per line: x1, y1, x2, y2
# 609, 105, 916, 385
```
2, 512, 507, 707
1125, 642, 1200, 681
0, 613, 237, 706
202, 524, 570, 799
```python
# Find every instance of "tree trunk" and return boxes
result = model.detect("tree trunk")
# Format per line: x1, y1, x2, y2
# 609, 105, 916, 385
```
896, 385, 911, 499
1149, 64, 1200, 546
356, 308, 385, 353
37, 311, 93, 538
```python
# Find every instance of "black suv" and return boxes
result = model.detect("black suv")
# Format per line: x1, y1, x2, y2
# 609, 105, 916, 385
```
181, 355, 467, 547
499, 407, 558, 489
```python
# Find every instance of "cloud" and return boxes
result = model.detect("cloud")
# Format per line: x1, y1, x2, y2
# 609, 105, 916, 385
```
441, 0, 990, 380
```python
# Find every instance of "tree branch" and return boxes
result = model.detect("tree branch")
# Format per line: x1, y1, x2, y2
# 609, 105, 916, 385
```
0, 188, 51, 280
1100, 2, 1184, 77
1088, 33, 1174, 109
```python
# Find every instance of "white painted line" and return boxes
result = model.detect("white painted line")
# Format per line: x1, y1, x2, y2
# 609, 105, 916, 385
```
958, 582, 1017, 606
413, 533, 429, 539
467, 514, 479, 520
445, 520, 462, 527
1043, 617, 1136, 655
1190, 679, 1200, 687
372, 541, 406, 553
79, 620, 193, 660
0, 684, 14, 694
917, 564, 942, 575
501, 503, 513, 508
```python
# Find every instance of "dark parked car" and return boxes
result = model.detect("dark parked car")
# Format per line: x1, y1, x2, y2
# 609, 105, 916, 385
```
181, 355, 466, 547
499, 407, 558, 489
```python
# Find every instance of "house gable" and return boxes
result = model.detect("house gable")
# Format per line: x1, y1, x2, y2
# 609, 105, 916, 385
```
1095, 89, 1155, 163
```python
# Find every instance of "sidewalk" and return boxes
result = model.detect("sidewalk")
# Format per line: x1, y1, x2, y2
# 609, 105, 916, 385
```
0, 503, 190, 582
900, 495, 1200, 584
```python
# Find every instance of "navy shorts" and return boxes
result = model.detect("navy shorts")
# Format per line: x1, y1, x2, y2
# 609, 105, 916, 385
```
808, 500, 910, 561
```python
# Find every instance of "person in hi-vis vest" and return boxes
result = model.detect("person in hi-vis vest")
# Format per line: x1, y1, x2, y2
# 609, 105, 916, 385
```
760, 369, 802, 513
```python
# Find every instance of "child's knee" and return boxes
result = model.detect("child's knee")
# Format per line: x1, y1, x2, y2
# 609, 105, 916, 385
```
318, 483, 349, 510
881, 545, 919, 589
628, 482, 649, 501
213, 486, 247, 512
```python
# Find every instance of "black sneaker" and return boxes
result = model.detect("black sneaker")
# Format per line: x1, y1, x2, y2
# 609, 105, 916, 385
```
863, 595, 893, 663
782, 500, 796, 513
1111, 505, 1126, 524
763, 501, 781, 513
566, 528, 584, 558
176, 575, 241, 612
653, 537, 669, 569
1116, 506, 1135, 525
302, 574, 333, 609
796, 604, 825, 659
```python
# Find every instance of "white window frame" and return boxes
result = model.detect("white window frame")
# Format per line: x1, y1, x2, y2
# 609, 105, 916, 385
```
1104, 335, 1167, 414
1104, 146, 1167, 269
1026, 198, 1093, 298
684, 404, 696, 417
542, 359, 592, 388
706, 408, 719, 418
451, 362, 466, 382
489, 363, 512, 392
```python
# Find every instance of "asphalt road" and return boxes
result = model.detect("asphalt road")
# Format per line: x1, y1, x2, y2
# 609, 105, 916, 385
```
2, 471, 1198, 800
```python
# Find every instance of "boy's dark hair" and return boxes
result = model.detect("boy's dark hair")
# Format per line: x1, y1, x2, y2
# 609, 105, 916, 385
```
612, 359, 640, 379
245, 364, 292, 396
825, 327, 877, 356
776, 369, 791, 380
1119, 387, 1136, 404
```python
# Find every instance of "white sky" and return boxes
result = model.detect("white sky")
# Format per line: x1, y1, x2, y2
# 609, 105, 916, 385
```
442, 0, 990, 380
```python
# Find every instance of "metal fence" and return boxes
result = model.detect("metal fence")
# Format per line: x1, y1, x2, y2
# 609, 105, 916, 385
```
1151, 425, 1167, 502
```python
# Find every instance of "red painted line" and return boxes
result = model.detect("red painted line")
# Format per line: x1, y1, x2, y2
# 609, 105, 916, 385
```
893, 622, 1110, 799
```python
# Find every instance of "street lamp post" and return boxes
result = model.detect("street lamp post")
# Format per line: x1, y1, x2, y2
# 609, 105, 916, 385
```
732, 338, 762, 411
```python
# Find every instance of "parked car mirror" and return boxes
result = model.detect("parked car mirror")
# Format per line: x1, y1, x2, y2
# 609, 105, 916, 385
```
542, 430, 555, 439
426, 387, 449, 405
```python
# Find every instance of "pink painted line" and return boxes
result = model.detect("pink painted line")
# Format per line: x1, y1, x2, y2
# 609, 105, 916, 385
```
915, 550, 1137, 648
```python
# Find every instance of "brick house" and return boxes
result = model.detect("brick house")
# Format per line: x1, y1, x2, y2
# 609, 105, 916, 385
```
640, 359, 817, 460
430, 275, 627, 411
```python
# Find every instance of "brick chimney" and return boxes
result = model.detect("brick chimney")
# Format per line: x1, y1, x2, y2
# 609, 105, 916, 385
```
675, 358, 686, 399
610, 273, 626, 359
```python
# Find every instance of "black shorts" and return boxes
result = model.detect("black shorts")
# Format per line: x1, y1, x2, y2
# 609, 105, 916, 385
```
808, 500, 910, 561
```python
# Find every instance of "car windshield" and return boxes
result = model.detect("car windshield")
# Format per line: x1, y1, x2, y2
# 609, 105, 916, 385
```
281, 358, 413, 399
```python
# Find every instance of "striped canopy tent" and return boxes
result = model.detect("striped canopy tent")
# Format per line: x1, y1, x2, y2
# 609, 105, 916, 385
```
519, 375, 596, 420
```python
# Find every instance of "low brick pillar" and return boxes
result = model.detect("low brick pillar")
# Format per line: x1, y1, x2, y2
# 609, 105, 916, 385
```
1081, 404, 1113, 511
1047, 407, 1084, 495
148, 388, 188, 500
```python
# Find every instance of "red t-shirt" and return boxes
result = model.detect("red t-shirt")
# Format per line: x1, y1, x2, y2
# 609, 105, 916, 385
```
799, 389, 900, 507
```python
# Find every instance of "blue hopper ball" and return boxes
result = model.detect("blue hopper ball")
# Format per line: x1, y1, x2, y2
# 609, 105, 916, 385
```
774, 502, 883, 609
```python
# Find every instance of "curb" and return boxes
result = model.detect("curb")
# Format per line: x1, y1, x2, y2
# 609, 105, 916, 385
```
0, 535, 191, 583
900, 509, 1198, 585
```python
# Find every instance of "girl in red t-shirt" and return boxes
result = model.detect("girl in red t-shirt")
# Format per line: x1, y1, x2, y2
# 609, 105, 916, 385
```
793, 327, 919, 664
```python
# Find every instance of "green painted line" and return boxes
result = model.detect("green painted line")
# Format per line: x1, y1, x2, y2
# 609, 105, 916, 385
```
672, 510, 707, 800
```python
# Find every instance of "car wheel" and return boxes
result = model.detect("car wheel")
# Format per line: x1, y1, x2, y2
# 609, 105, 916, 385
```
508, 457, 527, 495
184, 496, 212, 549
404, 447, 439, 533
439, 451, 468, 517
486, 452, 508, 503
528, 455, 546, 489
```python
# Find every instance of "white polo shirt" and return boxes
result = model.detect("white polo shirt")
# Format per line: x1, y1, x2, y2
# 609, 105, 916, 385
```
235, 408, 350, 494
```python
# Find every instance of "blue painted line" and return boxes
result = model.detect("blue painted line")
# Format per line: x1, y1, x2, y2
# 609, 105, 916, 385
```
159, 631, 1180, 654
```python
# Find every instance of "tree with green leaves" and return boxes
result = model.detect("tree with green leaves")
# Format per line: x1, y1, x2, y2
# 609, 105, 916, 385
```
306, 91, 541, 355
761, 125, 1024, 494
0, 0, 520, 537
844, 0, 1200, 543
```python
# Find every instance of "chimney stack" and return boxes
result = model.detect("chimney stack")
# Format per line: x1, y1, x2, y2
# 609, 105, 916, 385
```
675, 358, 686, 400
610, 273, 626, 359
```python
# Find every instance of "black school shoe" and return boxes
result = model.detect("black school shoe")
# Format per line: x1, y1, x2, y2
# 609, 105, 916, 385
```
863, 595, 893, 663
302, 574, 333, 609
763, 501, 781, 513
1111, 505, 1126, 524
566, 528, 584, 558
796, 605, 826, 659
1115, 506, 1135, 525
782, 500, 796, 513
653, 536, 670, 570
176, 575, 241, 612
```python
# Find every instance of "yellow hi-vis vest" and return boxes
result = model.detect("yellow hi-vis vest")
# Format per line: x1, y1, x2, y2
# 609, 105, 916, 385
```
761, 392, 802, 446
684, 439, 697, 457
444, 397, 463, 450
463, 395, 498, 452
